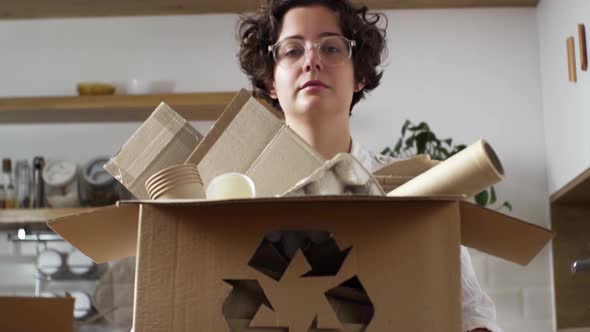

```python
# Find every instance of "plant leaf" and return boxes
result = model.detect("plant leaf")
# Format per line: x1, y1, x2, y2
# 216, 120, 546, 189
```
409, 122, 429, 132
502, 201, 512, 211
393, 138, 402, 154
490, 186, 497, 204
474, 190, 489, 207
401, 120, 412, 137
404, 135, 415, 150
415, 132, 428, 154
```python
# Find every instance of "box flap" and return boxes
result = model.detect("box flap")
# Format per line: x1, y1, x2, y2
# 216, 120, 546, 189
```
459, 201, 554, 266
186, 89, 284, 187
50, 196, 552, 267
0, 296, 74, 332
47, 204, 139, 264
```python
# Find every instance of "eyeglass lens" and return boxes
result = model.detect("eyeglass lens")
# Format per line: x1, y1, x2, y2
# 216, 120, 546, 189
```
274, 36, 351, 68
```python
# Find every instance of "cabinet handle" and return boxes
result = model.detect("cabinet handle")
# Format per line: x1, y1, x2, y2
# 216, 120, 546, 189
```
579, 24, 587, 71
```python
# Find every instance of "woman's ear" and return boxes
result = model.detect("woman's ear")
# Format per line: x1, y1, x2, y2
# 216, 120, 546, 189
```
265, 80, 278, 99
355, 81, 365, 93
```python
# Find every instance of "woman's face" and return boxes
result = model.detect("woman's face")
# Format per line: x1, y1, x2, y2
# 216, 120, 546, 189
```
267, 5, 362, 123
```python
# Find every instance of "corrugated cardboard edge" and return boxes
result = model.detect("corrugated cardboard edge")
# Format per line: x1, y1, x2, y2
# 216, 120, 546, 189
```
459, 201, 554, 266
48, 196, 553, 266
47, 204, 139, 264
0, 296, 74, 332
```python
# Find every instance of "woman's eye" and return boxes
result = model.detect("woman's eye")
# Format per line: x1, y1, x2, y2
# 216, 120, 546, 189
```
322, 45, 343, 54
282, 48, 303, 57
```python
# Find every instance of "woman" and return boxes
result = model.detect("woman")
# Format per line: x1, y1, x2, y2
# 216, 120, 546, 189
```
238, 1, 501, 331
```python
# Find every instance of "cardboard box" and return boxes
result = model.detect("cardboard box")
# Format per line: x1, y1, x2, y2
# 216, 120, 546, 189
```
49, 90, 554, 332
0, 296, 74, 332
186, 89, 325, 195
49, 196, 552, 332
104, 102, 204, 199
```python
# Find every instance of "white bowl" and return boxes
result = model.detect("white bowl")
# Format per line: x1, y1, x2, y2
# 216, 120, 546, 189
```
126, 79, 175, 95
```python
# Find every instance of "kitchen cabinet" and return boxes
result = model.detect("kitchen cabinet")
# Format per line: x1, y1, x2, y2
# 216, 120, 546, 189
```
1, 0, 538, 20
550, 167, 590, 329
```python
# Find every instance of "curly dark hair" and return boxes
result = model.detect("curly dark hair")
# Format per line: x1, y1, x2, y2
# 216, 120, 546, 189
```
237, 0, 387, 113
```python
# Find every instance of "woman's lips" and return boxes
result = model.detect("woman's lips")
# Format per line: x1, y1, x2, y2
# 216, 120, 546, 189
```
300, 80, 329, 91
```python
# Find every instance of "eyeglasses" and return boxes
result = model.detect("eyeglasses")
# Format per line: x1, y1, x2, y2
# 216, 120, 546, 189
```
268, 35, 356, 69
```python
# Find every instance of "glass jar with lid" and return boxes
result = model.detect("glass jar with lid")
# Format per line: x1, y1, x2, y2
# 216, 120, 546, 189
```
42, 160, 80, 208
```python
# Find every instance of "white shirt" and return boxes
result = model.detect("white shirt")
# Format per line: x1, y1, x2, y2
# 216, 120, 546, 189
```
350, 139, 503, 332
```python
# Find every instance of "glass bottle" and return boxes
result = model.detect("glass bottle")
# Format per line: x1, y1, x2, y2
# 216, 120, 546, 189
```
15, 159, 31, 208
2, 159, 16, 208
0, 184, 5, 208
32, 156, 45, 208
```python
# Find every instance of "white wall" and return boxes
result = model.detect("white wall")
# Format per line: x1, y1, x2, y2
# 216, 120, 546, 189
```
0, 8, 553, 332
537, 0, 590, 195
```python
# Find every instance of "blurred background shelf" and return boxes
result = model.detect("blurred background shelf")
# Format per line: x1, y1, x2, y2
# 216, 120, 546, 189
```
0, 0, 538, 19
0, 208, 92, 230
0, 92, 236, 123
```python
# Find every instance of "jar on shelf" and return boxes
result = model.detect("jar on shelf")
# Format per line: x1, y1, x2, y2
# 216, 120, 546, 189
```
79, 156, 119, 206
42, 160, 80, 208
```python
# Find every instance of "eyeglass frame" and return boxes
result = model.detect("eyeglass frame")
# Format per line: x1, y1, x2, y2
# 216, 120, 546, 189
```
267, 35, 357, 67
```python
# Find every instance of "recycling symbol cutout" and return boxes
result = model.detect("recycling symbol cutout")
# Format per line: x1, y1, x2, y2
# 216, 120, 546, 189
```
222, 231, 374, 332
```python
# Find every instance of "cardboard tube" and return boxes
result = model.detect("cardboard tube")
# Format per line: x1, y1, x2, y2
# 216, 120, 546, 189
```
567, 37, 577, 82
579, 24, 587, 71
388, 140, 504, 197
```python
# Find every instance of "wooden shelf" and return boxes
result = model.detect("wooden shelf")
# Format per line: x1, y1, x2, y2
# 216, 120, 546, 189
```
0, 208, 93, 231
0, 92, 236, 123
1, 0, 538, 20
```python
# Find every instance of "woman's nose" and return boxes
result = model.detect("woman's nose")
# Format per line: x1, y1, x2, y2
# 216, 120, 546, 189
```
303, 47, 322, 72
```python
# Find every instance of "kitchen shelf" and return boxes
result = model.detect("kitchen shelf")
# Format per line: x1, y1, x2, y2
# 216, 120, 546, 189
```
1, 0, 538, 20
0, 92, 236, 123
0, 208, 92, 231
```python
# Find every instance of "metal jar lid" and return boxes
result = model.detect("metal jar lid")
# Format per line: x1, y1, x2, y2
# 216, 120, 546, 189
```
83, 156, 116, 188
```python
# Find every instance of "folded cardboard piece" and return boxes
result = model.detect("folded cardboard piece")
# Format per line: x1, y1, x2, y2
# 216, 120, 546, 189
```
0, 296, 74, 332
186, 89, 325, 196
48, 89, 554, 332
104, 102, 204, 199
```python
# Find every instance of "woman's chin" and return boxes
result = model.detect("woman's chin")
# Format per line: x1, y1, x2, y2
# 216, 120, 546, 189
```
295, 98, 330, 114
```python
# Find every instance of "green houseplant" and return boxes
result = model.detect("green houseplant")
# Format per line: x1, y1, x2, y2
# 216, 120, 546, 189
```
381, 120, 512, 211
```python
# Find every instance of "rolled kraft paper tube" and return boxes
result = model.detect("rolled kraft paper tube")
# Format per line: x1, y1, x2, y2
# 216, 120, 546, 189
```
567, 37, 577, 82
388, 140, 504, 197
579, 24, 587, 71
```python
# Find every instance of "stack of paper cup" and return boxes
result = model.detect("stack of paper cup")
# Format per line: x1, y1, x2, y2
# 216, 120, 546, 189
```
145, 164, 204, 200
